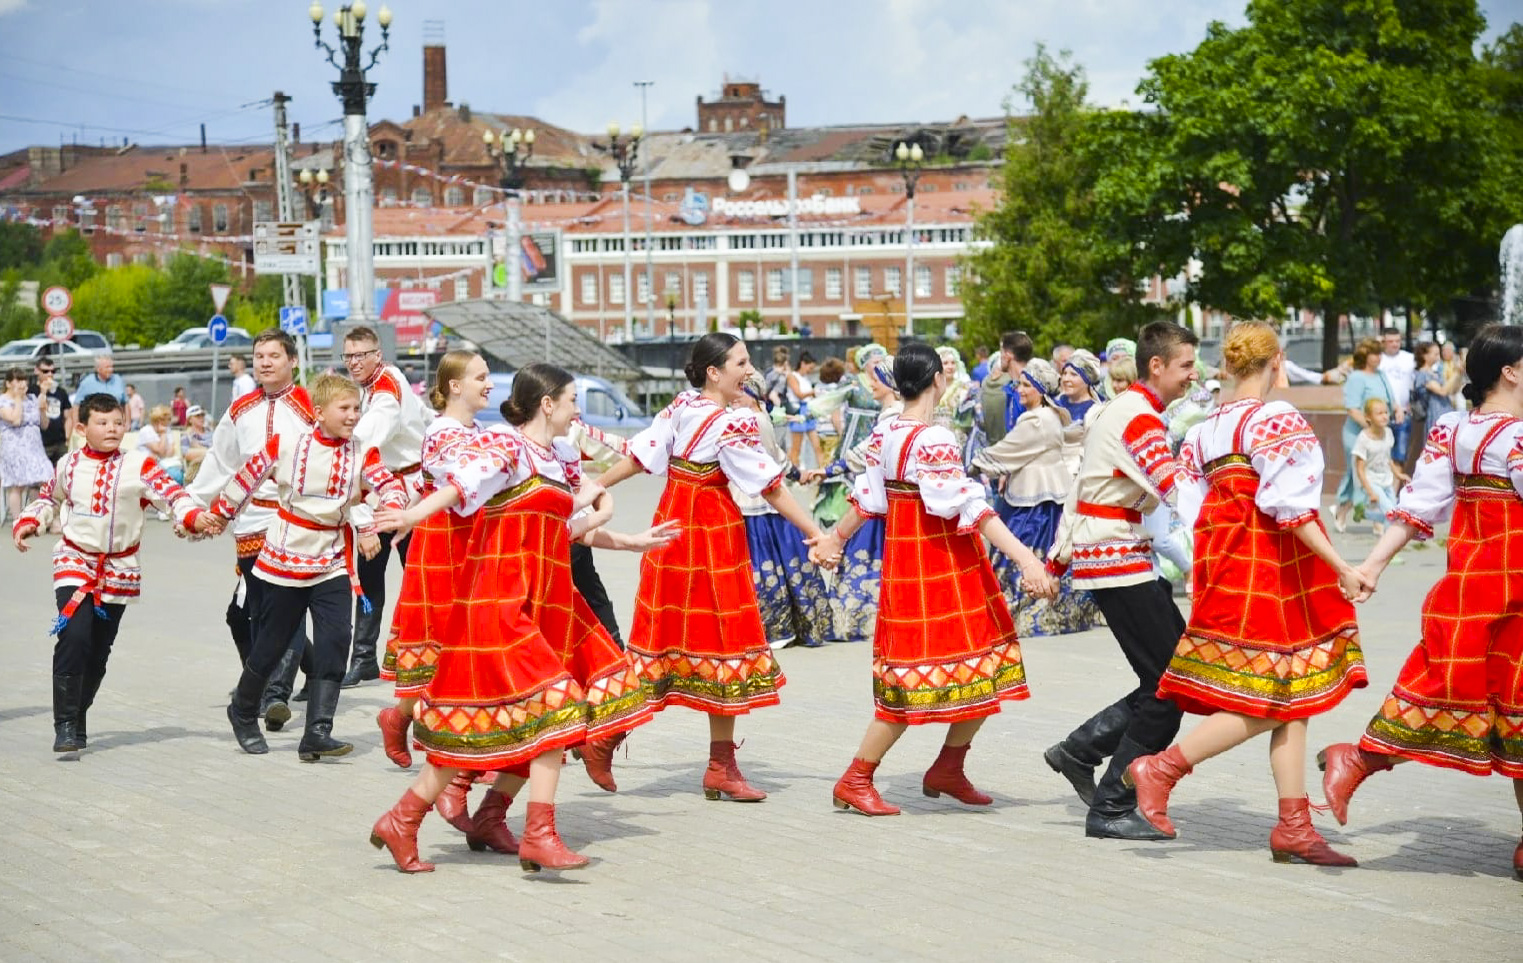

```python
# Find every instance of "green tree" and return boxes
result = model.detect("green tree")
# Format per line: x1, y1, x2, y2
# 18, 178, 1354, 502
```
155, 252, 233, 343
961, 46, 1159, 356
0, 269, 41, 344
34, 229, 99, 292
0, 222, 43, 269
71, 264, 164, 346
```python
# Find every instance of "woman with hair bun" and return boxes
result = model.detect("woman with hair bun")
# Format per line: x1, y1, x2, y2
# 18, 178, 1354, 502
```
596, 332, 828, 801
1125, 320, 1369, 865
1320, 324, 1523, 881
817, 342, 1056, 816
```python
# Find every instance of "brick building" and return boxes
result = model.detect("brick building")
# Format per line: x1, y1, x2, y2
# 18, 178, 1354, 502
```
697, 77, 786, 134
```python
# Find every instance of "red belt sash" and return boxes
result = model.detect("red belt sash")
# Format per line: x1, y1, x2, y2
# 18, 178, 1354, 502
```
275, 507, 370, 611
52, 537, 139, 635
1075, 500, 1142, 523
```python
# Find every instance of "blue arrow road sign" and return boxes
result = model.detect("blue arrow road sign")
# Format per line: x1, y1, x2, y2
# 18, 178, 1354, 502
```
207, 313, 229, 344
279, 305, 308, 336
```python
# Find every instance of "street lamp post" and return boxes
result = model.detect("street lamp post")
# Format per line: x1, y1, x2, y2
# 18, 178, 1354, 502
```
598, 122, 642, 342
310, 1, 391, 326
894, 140, 924, 337
483, 126, 535, 303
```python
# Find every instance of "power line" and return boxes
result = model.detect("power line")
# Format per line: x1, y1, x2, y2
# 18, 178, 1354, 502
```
0, 52, 251, 102
0, 69, 231, 115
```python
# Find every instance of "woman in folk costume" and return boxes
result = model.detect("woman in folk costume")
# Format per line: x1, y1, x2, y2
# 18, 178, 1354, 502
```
931, 346, 977, 448
732, 374, 835, 648
1056, 349, 1103, 475
827, 355, 902, 644
368, 364, 669, 874
596, 333, 827, 801
971, 359, 1102, 637
816, 343, 1058, 815
1123, 321, 1369, 865
809, 343, 887, 528
1319, 324, 1523, 881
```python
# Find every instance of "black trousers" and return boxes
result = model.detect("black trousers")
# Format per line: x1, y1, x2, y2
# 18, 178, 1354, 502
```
228, 557, 309, 694
570, 542, 622, 646
52, 586, 124, 677
353, 531, 409, 645
253, 578, 352, 686
1089, 578, 1186, 753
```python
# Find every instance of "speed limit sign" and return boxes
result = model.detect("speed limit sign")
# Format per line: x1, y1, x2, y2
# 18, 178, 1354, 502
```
42, 286, 72, 316
45, 314, 75, 343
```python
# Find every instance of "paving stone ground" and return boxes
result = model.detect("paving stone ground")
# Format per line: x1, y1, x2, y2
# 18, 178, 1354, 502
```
1, 474, 1519, 962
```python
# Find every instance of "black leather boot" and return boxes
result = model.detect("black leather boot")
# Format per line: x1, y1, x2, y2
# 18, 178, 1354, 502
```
261, 640, 303, 731
52, 673, 83, 753
1043, 702, 1132, 806
227, 669, 270, 755
297, 680, 353, 762
1084, 736, 1175, 841
340, 609, 381, 688
77, 672, 106, 748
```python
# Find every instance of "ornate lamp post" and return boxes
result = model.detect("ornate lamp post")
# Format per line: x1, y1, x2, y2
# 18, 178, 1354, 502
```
598, 122, 643, 341
894, 140, 924, 337
483, 126, 535, 303
310, 1, 391, 325
296, 167, 331, 220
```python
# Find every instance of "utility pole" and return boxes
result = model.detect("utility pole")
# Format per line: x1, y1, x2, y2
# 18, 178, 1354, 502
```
636, 80, 654, 337
788, 167, 800, 334
271, 92, 302, 311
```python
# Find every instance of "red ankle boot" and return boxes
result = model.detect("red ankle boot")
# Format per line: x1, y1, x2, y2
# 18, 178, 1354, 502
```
922, 743, 992, 806
1269, 797, 1357, 866
1317, 743, 1392, 826
465, 788, 519, 855
517, 801, 589, 872
433, 770, 476, 834
833, 758, 900, 816
1124, 745, 1193, 838
703, 740, 767, 801
370, 788, 436, 873
580, 731, 627, 793
376, 706, 412, 769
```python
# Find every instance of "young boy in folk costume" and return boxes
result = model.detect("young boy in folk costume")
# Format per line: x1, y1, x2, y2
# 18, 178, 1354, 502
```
207, 373, 408, 761
13, 394, 222, 753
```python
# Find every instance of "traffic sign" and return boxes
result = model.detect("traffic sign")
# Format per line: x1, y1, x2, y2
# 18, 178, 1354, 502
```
209, 283, 232, 312
279, 305, 308, 336
253, 221, 321, 276
207, 314, 229, 345
41, 286, 72, 316
45, 314, 74, 343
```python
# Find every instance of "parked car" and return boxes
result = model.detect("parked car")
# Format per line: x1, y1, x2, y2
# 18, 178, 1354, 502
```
475, 372, 652, 434
153, 326, 253, 352
69, 330, 112, 351
0, 337, 99, 364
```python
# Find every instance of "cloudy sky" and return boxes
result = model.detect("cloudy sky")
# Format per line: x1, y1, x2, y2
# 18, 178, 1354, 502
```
1, 0, 1518, 154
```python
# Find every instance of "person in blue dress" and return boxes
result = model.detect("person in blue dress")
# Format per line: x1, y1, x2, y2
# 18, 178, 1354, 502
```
829, 355, 900, 644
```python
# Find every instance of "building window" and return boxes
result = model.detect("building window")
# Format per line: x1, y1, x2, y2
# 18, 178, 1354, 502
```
664, 271, 682, 298
319, 201, 335, 232
105, 253, 123, 268
380, 187, 398, 205
609, 274, 625, 304
730, 234, 756, 250
52, 205, 69, 225
659, 236, 683, 251
572, 239, 598, 253
885, 266, 902, 296
766, 268, 784, 300
411, 187, 432, 207
825, 267, 843, 300
915, 265, 932, 298
854, 266, 872, 298
106, 205, 125, 230
636, 273, 651, 305
580, 273, 597, 305
187, 205, 203, 233
444, 186, 466, 207
737, 269, 755, 302
602, 238, 624, 252
253, 199, 273, 223
795, 268, 813, 299
213, 203, 229, 233
946, 266, 961, 296
133, 252, 153, 266
693, 272, 710, 303
662, 192, 680, 202
857, 186, 874, 196
473, 186, 494, 206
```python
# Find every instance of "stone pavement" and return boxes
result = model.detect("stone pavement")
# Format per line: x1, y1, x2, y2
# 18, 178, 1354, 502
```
1, 474, 1519, 963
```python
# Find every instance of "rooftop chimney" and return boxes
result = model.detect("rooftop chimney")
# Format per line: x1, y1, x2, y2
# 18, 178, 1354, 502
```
422, 20, 447, 112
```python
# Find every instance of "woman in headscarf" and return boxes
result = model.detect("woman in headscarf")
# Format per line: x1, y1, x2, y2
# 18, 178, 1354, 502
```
971, 359, 1103, 636
1057, 349, 1103, 475
932, 346, 977, 449
1101, 339, 1137, 400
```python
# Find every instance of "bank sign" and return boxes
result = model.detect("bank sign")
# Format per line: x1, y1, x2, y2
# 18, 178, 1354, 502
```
711, 195, 863, 218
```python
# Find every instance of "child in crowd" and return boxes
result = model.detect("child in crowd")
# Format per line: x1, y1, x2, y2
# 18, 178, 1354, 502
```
1352, 397, 1408, 535
12, 393, 221, 754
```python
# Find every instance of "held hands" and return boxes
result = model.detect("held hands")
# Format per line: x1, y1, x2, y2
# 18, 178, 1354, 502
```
806, 529, 843, 570
358, 532, 382, 561
374, 506, 417, 534
617, 519, 682, 552
13, 522, 37, 552
1020, 562, 1058, 600
193, 513, 225, 536
1337, 564, 1375, 603
798, 468, 826, 485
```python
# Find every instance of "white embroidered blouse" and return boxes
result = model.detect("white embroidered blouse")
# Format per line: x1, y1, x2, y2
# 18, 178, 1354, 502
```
1387, 410, 1523, 540
1176, 399, 1325, 532
446, 425, 584, 518
629, 390, 784, 498
851, 417, 994, 534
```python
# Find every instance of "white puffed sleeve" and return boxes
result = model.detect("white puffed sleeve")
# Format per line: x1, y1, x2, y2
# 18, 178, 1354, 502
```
446, 426, 522, 516
1175, 422, 1208, 532
1245, 402, 1324, 530
628, 399, 680, 476
912, 425, 994, 533
1389, 414, 1460, 540
849, 429, 889, 518
715, 408, 785, 498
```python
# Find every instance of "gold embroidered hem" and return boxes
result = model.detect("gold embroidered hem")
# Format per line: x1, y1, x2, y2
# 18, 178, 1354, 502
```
872, 639, 1029, 725
628, 646, 785, 716
1158, 627, 1367, 720
415, 675, 588, 769
1360, 693, 1523, 778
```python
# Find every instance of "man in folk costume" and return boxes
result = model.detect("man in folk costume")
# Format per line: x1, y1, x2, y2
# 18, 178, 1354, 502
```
338, 325, 427, 688
188, 329, 315, 732
14, 393, 222, 753
1044, 321, 1201, 840
210, 373, 409, 760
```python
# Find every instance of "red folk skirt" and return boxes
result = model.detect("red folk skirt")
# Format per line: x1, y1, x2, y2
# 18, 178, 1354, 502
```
872, 482, 1028, 725
381, 479, 471, 697
413, 477, 651, 771
627, 458, 785, 715
1360, 475, 1523, 777
1158, 456, 1365, 720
